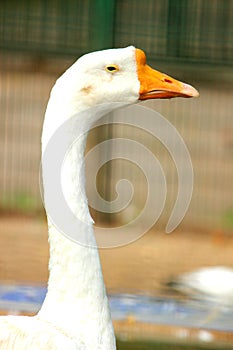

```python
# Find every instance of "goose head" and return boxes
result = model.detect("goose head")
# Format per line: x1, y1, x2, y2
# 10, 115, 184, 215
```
42, 45, 199, 240
50, 46, 199, 120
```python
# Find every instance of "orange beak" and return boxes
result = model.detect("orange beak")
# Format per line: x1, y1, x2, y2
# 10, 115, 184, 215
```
136, 49, 199, 100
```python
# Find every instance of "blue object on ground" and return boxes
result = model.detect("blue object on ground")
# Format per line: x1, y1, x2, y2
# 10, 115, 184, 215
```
0, 284, 232, 331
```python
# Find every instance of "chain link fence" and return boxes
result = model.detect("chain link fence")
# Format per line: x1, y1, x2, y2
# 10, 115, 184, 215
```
0, 0, 232, 232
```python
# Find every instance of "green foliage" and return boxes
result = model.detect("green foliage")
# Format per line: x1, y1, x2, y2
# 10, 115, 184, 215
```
117, 339, 224, 350
0, 191, 39, 214
223, 209, 233, 230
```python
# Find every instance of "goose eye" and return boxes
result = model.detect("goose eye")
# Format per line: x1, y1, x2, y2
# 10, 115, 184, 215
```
105, 65, 119, 73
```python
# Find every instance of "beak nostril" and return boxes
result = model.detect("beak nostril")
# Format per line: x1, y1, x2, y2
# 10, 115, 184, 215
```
164, 78, 173, 84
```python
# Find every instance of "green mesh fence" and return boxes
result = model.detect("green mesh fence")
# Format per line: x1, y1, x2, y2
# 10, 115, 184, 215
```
0, 0, 232, 64
0, 0, 232, 232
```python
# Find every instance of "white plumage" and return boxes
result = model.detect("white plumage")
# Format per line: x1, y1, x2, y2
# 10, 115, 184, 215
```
168, 266, 233, 305
0, 46, 198, 349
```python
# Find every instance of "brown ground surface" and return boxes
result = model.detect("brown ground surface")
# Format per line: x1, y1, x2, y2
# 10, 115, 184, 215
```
1, 216, 233, 346
0, 216, 233, 294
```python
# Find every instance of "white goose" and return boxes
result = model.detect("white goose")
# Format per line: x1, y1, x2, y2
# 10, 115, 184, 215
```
0, 46, 198, 349
168, 266, 233, 305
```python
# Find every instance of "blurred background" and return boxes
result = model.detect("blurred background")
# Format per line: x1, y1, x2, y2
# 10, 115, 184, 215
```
0, 0, 233, 349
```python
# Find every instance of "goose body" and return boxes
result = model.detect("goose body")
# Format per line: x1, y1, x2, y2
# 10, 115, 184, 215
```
168, 266, 233, 305
0, 46, 198, 349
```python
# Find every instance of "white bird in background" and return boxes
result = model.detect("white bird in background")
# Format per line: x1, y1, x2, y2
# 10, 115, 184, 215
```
168, 266, 233, 306
0, 46, 198, 349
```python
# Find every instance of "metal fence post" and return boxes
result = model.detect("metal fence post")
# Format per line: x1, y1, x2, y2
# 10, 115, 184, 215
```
89, 0, 116, 50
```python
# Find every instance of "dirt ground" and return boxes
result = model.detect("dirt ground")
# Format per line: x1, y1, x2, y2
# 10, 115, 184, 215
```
0, 216, 233, 295
1, 216, 233, 346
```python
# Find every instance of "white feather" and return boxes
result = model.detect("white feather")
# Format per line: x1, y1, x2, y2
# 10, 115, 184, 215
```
0, 45, 198, 349
0, 46, 139, 350
169, 266, 233, 305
